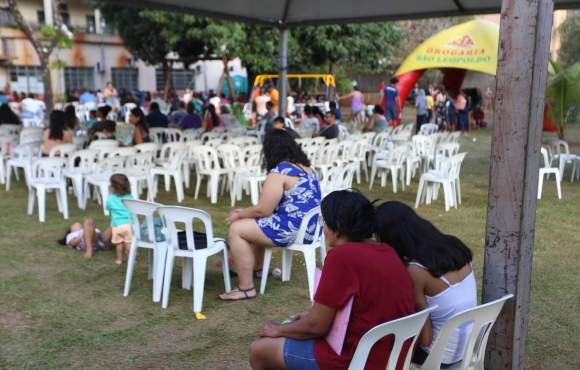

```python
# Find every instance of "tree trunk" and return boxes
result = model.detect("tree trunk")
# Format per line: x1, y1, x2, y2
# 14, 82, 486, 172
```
558, 124, 565, 139
162, 60, 173, 101
223, 56, 237, 101
41, 57, 54, 112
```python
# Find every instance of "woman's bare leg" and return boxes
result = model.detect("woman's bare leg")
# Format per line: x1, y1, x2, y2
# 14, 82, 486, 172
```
249, 338, 288, 370
220, 219, 274, 300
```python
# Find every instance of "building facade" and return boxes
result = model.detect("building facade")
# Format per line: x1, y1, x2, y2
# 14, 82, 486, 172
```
0, 0, 246, 98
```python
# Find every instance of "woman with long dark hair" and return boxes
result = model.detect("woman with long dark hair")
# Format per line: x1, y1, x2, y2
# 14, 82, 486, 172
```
375, 201, 476, 368
42, 110, 73, 155
220, 130, 321, 301
249, 191, 415, 370
64, 104, 79, 130
0, 103, 22, 125
129, 107, 151, 144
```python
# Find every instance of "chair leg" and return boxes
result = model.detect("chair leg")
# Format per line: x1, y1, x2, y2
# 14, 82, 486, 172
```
537, 173, 544, 199
100, 185, 110, 216
123, 240, 138, 297
319, 236, 327, 264
369, 163, 377, 189
27, 187, 35, 215
153, 246, 167, 303
161, 250, 175, 309
391, 168, 398, 193
415, 178, 424, 208
249, 179, 259, 206
282, 249, 293, 282
220, 245, 231, 293
194, 173, 202, 199
60, 185, 69, 220
37, 186, 46, 223
556, 174, 562, 199
260, 248, 273, 295
182, 258, 193, 290
6, 165, 12, 191
192, 256, 208, 313
302, 248, 317, 302
164, 174, 171, 192
174, 174, 184, 203
210, 175, 219, 204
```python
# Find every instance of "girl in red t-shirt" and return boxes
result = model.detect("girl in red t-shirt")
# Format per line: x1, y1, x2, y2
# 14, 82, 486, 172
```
249, 191, 415, 370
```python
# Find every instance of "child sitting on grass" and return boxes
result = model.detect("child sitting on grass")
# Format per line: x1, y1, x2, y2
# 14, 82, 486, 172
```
58, 218, 110, 259
106, 174, 134, 265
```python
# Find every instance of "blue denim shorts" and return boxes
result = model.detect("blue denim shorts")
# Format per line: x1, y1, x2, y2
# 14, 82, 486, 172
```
284, 339, 321, 370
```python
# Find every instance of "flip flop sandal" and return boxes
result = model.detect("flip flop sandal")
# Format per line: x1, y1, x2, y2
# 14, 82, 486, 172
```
219, 287, 257, 302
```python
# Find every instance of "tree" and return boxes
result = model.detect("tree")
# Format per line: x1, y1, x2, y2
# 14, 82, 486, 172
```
5, 0, 71, 110
546, 60, 580, 138
294, 23, 404, 74
557, 14, 580, 68
96, 3, 208, 99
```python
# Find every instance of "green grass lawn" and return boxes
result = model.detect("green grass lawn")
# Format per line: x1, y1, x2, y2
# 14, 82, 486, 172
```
1, 126, 579, 370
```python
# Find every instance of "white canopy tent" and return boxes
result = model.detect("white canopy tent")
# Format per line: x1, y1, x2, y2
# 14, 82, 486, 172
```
104, 1, 579, 369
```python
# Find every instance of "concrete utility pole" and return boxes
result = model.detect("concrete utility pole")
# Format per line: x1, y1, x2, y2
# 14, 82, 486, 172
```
483, 0, 554, 369
277, 27, 288, 116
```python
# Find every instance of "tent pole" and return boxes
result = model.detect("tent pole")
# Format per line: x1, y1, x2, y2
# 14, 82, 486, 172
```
483, 0, 553, 369
278, 27, 288, 116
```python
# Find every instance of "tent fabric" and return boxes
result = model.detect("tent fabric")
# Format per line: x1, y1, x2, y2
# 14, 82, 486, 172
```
395, 20, 500, 77
105, 0, 580, 26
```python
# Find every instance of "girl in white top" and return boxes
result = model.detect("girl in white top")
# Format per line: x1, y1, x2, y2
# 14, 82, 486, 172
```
375, 201, 477, 368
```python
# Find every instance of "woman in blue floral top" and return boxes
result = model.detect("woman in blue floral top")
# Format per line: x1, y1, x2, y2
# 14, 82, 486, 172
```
220, 129, 322, 301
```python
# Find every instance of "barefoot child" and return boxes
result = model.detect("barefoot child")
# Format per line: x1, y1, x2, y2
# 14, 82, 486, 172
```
106, 174, 134, 265
59, 218, 110, 259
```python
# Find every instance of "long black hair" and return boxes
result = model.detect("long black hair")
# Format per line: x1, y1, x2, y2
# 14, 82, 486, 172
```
0, 103, 22, 125
262, 129, 310, 172
321, 190, 376, 242
130, 107, 149, 134
64, 104, 79, 130
375, 201, 472, 277
48, 110, 67, 140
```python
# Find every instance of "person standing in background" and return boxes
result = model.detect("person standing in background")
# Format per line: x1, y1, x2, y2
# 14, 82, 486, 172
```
415, 89, 428, 134
103, 82, 118, 109
426, 91, 434, 123
455, 91, 468, 132
383, 77, 401, 126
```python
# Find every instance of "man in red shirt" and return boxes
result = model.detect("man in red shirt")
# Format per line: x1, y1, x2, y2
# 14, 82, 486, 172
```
249, 191, 415, 370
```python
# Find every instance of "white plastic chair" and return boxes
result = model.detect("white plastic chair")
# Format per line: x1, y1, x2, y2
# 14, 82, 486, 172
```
108, 147, 137, 158
415, 153, 466, 211
538, 147, 562, 200
231, 144, 266, 206
123, 199, 166, 302
5, 141, 41, 190
125, 153, 154, 199
192, 146, 230, 204
260, 207, 324, 301
27, 157, 68, 222
89, 139, 119, 151
320, 162, 357, 198
411, 295, 513, 370
0, 124, 21, 137
158, 206, 231, 314
164, 128, 183, 142
84, 156, 126, 215
419, 123, 439, 135
349, 306, 437, 370
182, 129, 202, 142
19, 128, 44, 144
63, 149, 100, 209
147, 148, 186, 203
549, 139, 576, 182
369, 145, 408, 193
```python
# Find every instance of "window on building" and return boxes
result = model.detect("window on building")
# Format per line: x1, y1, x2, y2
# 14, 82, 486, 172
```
64, 67, 95, 92
0, 9, 17, 27
58, 3, 70, 26
112, 67, 139, 92
86, 15, 96, 33
9, 66, 44, 94
37, 10, 45, 25
155, 68, 195, 92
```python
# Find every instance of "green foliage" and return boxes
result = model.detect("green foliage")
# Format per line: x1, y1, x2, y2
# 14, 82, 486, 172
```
39, 24, 72, 49
49, 59, 67, 70
557, 16, 580, 68
546, 60, 580, 136
294, 23, 404, 72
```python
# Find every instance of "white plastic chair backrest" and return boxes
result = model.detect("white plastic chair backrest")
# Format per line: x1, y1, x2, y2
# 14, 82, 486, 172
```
11, 142, 40, 160
449, 152, 467, 179
312, 136, 326, 144
89, 139, 119, 150
149, 128, 165, 144
361, 131, 376, 145
217, 144, 243, 170
391, 125, 403, 136
200, 131, 219, 143
182, 129, 201, 142
348, 306, 437, 370
437, 143, 460, 157
393, 145, 409, 166
242, 144, 263, 168
123, 199, 162, 243
550, 139, 570, 158
185, 140, 203, 159
293, 206, 323, 245
128, 152, 154, 170
447, 132, 461, 143
435, 131, 449, 145
316, 143, 340, 165
0, 134, 18, 154
31, 157, 65, 181
48, 143, 77, 158
67, 149, 99, 171
159, 142, 186, 163
205, 138, 224, 149
164, 128, 183, 142
157, 206, 214, 251
19, 128, 44, 144
419, 123, 439, 135
193, 146, 220, 171
402, 123, 415, 133
98, 155, 126, 173
421, 295, 513, 370
134, 142, 159, 154
540, 147, 551, 168
326, 162, 357, 190
109, 147, 137, 158
338, 124, 350, 140
412, 135, 436, 158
